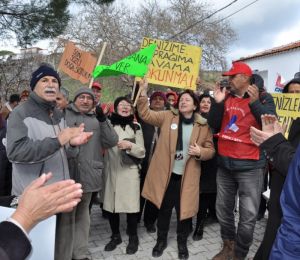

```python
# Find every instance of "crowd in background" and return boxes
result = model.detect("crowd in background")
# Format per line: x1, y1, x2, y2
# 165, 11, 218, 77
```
1, 62, 300, 260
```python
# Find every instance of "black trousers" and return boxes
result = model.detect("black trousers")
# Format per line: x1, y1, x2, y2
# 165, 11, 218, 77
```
157, 173, 190, 242
107, 212, 139, 236
196, 193, 216, 224
0, 151, 12, 196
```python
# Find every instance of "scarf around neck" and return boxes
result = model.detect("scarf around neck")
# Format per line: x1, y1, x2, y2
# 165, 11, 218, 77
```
176, 113, 194, 152
110, 112, 136, 132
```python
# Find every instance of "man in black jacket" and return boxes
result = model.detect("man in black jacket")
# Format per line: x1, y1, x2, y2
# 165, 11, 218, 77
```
251, 75, 300, 260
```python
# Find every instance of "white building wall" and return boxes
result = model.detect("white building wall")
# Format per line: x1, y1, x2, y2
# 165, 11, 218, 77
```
242, 48, 300, 93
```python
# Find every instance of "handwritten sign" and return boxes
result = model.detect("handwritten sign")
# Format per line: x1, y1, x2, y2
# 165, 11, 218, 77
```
58, 41, 97, 84
272, 93, 300, 137
93, 44, 156, 78
140, 37, 202, 90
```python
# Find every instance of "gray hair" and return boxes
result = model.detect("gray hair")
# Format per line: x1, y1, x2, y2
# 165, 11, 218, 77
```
59, 87, 69, 99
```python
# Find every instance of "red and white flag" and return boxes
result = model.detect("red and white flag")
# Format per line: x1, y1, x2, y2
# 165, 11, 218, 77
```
274, 73, 285, 92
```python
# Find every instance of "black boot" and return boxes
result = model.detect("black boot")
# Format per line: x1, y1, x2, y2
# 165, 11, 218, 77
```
178, 239, 189, 260
126, 235, 139, 254
104, 234, 122, 251
152, 238, 167, 257
192, 218, 205, 241
145, 223, 156, 233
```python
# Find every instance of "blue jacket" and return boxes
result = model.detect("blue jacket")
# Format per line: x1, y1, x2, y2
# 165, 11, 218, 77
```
270, 144, 300, 259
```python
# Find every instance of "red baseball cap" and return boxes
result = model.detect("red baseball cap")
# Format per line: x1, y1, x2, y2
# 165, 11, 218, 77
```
91, 82, 102, 90
222, 62, 252, 77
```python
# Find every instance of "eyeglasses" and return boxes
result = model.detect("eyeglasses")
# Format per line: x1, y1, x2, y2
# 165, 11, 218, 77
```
77, 95, 93, 101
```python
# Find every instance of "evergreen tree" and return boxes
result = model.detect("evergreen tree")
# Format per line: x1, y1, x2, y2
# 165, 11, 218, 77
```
0, 0, 114, 46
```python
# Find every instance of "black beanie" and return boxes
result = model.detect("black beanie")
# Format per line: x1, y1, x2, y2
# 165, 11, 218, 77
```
30, 65, 61, 90
114, 96, 132, 112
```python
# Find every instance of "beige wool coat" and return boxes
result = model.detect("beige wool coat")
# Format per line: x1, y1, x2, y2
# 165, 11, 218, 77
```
137, 96, 215, 220
103, 123, 145, 213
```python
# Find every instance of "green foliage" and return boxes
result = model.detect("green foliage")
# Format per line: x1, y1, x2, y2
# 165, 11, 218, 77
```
0, 0, 115, 46
0, 50, 15, 56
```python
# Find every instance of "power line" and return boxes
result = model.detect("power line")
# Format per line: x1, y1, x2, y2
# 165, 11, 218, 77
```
168, 0, 238, 40
215, 0, 259, 24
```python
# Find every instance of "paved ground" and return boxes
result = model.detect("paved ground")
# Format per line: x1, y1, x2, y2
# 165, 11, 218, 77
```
88, 206, 267, 260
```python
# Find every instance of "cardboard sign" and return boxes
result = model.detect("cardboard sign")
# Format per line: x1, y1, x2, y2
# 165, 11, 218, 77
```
0, 206, 56, 260
58, 41, 97, 84
272, 93, 300, 137
140, 37, 202, 90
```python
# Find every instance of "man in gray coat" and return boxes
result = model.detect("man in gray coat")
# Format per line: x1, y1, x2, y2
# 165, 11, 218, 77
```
6, 64, 92, 260
65, 87, 118, 260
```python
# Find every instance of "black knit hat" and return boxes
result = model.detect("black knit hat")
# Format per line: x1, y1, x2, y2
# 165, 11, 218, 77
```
30, 65, 61, 90
114, 96, 132, 112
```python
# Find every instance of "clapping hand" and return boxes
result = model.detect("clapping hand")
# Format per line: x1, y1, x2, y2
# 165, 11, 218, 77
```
11, 172, 83, 233
250, 114, 283, 146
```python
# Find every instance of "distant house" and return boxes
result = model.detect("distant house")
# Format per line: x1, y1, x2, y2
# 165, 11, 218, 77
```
236, 40, 300, 93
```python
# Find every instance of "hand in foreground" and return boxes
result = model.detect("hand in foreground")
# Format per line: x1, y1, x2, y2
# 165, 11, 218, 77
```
117, 140, 133, 150
188, 142, 201, 157
250, 114, 283, 146
213, 83, 226, 103
11, 172, 83, 233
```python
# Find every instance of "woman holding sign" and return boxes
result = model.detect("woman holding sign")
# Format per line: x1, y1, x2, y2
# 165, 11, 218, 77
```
136, 79, 215, 259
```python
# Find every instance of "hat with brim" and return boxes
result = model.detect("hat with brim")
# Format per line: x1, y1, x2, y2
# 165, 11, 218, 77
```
222, 62, 252, 77
91, 82, 102, 90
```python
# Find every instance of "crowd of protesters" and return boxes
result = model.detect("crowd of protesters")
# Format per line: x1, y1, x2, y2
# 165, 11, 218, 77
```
0, 61, 300, 260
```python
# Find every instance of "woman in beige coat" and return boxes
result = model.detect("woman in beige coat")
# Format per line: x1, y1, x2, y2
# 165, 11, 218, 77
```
103, 96, 145, 255
137, 80, 215, 260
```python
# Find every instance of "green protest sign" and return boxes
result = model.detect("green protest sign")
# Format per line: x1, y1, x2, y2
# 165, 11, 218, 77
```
93, 44, 157, 78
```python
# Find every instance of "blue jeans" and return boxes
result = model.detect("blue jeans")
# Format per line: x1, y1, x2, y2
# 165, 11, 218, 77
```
216, 167, 264, 258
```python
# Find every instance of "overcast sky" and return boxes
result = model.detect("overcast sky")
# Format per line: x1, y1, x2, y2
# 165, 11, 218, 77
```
2, 0, 300, 64
123, 0, 300, 62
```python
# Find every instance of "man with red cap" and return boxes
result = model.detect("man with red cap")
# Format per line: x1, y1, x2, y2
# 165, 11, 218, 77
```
91, 82, 102, 105
208, 62, 276, 260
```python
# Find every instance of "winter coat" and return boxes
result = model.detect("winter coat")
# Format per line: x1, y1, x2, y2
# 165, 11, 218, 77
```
65, 103, 118, 193
137, 96, 215, 220
6, 92, 70, 195
103, 122, 145, 213
270, 143, 300, 260
254, 119, 300, 260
